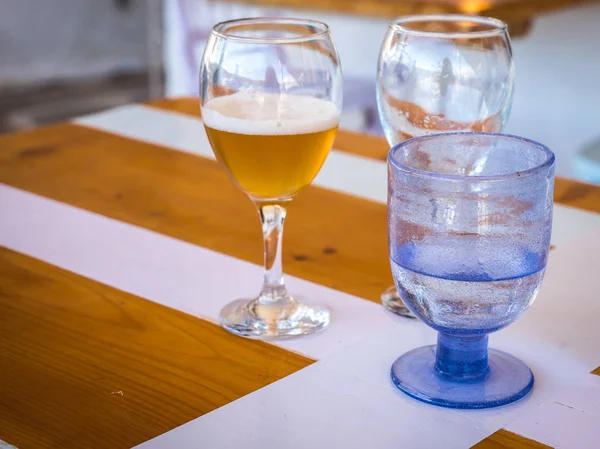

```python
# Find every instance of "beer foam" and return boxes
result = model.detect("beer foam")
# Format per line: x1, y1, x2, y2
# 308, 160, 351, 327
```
202, 91, 340, 135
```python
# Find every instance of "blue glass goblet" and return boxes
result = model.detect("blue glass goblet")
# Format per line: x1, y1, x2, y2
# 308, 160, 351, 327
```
388, 132, 555, 409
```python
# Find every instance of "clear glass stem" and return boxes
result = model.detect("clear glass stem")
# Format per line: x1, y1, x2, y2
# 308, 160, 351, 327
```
435, 333, 489, 380
258, 203, 289, 304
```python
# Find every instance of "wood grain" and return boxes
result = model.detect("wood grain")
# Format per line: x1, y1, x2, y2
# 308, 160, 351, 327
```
471, 429, 553, 449
0, 247, 311, 449
150, 97, 600, 215
0, 122, 392, 302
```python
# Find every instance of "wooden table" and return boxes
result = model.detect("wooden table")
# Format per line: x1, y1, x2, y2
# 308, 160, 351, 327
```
1, 97, 599, 449
211, 0, 599, 37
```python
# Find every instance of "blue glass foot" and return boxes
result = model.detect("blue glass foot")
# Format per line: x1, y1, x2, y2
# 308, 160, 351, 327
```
391, 334, 534, 409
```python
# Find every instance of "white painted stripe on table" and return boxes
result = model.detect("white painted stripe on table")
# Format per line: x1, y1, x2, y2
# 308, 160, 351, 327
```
0, 440, 18, 449
135, 227, 600, 449
0, 183, 402, 360
506, 373, 600, 449
75, 104, 600, 248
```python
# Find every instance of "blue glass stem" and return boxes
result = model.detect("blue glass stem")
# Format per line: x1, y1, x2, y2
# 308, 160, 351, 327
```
435, 333, 489, 381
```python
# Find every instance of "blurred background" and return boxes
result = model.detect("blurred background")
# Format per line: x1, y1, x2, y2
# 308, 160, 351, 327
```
1, 0, 599, 183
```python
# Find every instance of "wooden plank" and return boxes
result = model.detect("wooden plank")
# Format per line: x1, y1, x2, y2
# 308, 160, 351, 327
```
0, 247, 311, 449
150, 97, 600, 215
554, 177, 600, 215
208, 0, 488, 19
471, 429, 553, 449
0, 122, 392, 303
207, 0, 592, 21
206, 0, 594, 37
151, 97, 200, 118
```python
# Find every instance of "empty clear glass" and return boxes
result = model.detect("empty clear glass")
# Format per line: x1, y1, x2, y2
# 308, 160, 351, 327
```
388, 132, 554, 408
377, 14, 515, 317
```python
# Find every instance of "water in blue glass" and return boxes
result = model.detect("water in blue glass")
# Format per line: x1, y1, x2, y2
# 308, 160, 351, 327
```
390, 239, 545, 335
389, 237, 544, 408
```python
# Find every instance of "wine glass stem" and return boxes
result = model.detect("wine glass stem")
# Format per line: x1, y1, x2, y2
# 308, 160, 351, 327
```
435, 333, 489, 380
258, 203, 289, 304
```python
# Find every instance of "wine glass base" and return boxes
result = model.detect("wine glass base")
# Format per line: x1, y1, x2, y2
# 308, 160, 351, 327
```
391, 345, 534, 409
219, 297, 330, 340
381, 285, 416, 319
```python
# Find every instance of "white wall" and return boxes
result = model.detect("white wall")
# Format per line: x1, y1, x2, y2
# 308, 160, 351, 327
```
164, 1, 600, 180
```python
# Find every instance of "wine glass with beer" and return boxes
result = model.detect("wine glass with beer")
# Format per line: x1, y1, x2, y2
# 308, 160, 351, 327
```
200, 18, 342, 339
